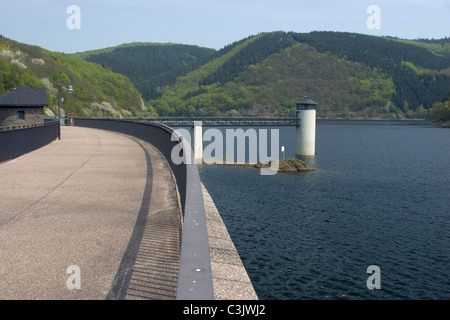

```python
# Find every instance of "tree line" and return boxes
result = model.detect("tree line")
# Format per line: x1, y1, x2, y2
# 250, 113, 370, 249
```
291, 32, 450, 112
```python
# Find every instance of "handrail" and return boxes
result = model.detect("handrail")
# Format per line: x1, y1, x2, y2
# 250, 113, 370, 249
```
74, 118, 214, 300
142, 116, 298, 127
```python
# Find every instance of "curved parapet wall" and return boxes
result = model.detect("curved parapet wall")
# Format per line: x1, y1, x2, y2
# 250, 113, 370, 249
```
0, 121, 59, 163
74, 118, 214, 300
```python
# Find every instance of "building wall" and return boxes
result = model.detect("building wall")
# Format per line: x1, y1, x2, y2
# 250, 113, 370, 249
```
0, 107, 44, 130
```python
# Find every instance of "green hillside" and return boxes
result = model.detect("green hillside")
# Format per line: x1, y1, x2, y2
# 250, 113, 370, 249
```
73, 43, 216, 101
146, 31, 450, 118
0, 36, 145, 118
392, 37, 450, 57
5, 31, 449, 119
75, 31, 448, 119
152, 38, 395, 118
291, 32, 450, 115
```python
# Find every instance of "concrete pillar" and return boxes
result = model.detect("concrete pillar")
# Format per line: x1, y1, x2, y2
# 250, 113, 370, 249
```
191, 121, 203, 164
295, 97, 317, 156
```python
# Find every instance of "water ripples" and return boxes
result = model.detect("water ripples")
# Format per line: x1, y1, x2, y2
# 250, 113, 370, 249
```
199, 122, 450, 299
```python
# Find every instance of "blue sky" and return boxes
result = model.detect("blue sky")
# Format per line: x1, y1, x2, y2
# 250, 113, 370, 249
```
1, 0, 449, 53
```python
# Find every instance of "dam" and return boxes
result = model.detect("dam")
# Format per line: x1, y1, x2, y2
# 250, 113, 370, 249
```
0, 122, 257, 300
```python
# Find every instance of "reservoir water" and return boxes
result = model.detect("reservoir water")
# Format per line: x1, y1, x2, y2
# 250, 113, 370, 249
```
197, 120, 450, 300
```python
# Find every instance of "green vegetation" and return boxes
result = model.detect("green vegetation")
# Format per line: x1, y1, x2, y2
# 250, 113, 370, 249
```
3, 32, 450, 120
200, 32, 296, 86
233, 42, 395, 118
148, 33, 397, 118
291, 32, 450, 115
430, 90, 450, 122
392, 37, 450, 57
74, 31, 450, 120
74, 42, 215, 101
0, 36, 145, 117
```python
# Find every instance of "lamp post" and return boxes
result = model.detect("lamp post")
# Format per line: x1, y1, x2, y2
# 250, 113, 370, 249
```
57, 81, 73, 140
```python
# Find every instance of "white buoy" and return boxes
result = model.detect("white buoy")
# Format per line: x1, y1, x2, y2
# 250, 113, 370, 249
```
295, 96, 317, 156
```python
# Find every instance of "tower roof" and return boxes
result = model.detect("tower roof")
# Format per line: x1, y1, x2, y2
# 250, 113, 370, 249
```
297, 96, 317, 105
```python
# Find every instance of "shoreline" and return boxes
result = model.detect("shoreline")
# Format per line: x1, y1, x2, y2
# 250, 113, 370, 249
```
430, 120, 450, 128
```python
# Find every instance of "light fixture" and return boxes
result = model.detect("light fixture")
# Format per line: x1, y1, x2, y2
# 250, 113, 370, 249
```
57, 80, 74, 140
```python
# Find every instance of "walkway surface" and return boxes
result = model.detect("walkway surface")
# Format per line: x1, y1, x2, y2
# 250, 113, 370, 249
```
0, 126, 182, 299
0, 126, 257, 300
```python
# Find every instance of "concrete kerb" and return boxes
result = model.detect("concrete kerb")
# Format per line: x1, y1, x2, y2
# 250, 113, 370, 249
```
202, 184, 258, 300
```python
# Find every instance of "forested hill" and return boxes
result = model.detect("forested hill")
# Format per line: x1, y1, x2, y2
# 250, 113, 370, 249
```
72, 32, 450, 118
73, 43, 216, 101
76, 31, 450, 119
4, 32, 448, 119
291, 32, 450, 114
0, 36, 145, 117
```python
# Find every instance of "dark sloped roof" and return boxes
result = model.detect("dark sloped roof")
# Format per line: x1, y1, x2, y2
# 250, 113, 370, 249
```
297, 96, 317, 105
0, 87, 48, 107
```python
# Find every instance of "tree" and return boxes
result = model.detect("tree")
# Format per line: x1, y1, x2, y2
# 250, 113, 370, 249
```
416, 104, 427, 118
431, 101, 450, 121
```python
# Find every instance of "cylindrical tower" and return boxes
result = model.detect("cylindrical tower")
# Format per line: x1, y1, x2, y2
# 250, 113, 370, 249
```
295, 96, 317, 156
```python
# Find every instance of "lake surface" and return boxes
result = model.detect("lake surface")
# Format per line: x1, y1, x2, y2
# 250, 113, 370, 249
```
198, 120, 450, 300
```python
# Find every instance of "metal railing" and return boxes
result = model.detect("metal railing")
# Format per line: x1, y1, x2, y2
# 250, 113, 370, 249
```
74, 118, 214, 300
0, 120, 59, 163
141, 116, 298, 127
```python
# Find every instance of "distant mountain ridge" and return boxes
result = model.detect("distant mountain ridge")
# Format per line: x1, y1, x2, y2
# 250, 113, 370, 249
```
73, 31, 450, 119
2, 32, 449, 119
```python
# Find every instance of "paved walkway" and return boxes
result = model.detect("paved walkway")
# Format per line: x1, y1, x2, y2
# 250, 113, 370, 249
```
0, 126, 182, 299
0, 126, 258, 300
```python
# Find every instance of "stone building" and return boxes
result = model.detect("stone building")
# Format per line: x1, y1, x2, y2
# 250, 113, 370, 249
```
0, 87, 48, 130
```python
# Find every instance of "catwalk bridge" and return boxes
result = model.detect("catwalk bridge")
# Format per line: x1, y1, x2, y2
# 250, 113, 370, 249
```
142, 117, 299, 127
142, 98, 317, 159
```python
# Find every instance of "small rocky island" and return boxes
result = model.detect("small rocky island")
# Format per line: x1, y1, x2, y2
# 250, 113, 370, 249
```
253, 158, 314, 172
207, 158, 314, 172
